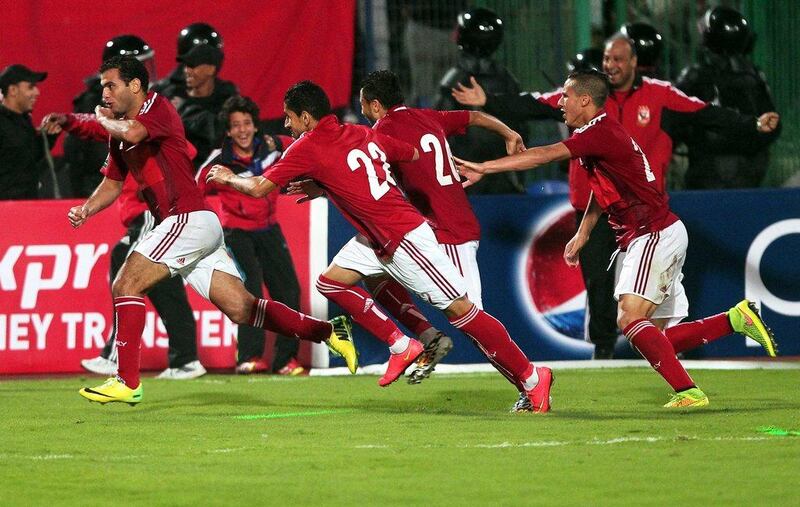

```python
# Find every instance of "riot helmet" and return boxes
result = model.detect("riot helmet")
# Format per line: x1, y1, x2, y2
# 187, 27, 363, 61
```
620, 22, 663, 68
701, 6, 751, 55
177, 22, 224, 58
103, 35, 156, 82
456, 8, 504, 58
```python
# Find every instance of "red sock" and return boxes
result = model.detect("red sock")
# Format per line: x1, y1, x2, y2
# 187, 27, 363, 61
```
624, 318, 695, 391
316, 276, 404, 345
114, 296, 146, 388
449, 304, 532, 390
249, 299, 332, 343
665, 313, 733, 354
372, 278, 433, 336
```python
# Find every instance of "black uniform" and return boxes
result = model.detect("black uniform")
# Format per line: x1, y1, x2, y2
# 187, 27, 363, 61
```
176, 78, 238, 169
436, 55, 527, 194
0, 104, 55, 199
676, 51, 780, 189
151, 66, 186, 101
63, 76, 106, 197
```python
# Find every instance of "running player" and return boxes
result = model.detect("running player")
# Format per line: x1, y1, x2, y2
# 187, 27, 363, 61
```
207, 80, 553, 412
353, 69, 525, 384
456, 69, 778, 408
68, 56, 356, 405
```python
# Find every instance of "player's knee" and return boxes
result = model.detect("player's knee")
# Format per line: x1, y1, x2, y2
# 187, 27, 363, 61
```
225, 301, 251, 326
111, 277, 139, 298
617, 312, 645, 333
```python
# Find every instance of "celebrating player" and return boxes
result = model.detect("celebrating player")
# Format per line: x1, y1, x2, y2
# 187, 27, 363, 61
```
349, 69, 525, 384
68, 56, 356, 405
456, 69, 778, 408
207, 80, 553, 413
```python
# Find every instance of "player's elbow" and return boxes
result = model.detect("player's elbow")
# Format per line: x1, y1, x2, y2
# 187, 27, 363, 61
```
411, 148, 420, 161
122, 124, 148, 144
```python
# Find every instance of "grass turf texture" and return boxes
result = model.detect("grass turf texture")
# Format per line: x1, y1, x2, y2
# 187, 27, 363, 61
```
1, 368, 798, 506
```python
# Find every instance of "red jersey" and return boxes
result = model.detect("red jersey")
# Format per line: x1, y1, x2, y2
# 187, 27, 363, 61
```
562, 111, 678, 249
373, 106, 479, 244
534, 77, 706, 210
102, 92, 209, 222
265, 114, 422, 257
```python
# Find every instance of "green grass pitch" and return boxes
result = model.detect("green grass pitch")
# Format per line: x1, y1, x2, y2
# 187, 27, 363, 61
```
1, 368, 798, 506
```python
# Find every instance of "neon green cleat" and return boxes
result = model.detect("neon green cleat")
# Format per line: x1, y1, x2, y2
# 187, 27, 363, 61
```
663, 387, 709, 408
728, 300, 778, 357
326, 316, 358, 374
79, 376, 143, 406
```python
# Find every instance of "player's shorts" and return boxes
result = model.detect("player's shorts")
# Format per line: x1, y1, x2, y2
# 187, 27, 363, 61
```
440, 240, 482, 309
133, 210, 241, 300
332, 223, 468, 310
614, 220, 689, 324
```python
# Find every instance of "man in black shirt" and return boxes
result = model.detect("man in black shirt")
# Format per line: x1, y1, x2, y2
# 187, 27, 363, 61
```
0, 64, 56, 200
175, 44, 238, 169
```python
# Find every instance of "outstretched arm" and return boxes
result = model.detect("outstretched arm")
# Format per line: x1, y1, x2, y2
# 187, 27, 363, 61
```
205, 165, 278, 198
564, 193, 602, 267
456, 141, 571, 174
468, 111, 525, 155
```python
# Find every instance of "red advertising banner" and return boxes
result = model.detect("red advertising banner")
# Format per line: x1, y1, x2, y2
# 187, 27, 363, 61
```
1, 1, 355, 127
0, 197, 313, 375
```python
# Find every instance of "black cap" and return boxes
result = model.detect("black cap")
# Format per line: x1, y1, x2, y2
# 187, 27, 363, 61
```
177, 44, 223, 68
0, 64, 47, 92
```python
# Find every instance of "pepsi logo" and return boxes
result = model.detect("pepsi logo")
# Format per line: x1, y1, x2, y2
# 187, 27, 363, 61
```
515, 203, 592, 353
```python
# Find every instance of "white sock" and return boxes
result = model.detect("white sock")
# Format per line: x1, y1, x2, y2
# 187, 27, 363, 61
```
389, 335, 411, 354
521, 366, 539, 391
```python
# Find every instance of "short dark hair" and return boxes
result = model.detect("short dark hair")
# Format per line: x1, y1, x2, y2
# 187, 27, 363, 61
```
567, 69, 611, 107
284, 80, 331, 120
99, 55, 149, 92
220, 95, 260, 130
360, 70, 405, 109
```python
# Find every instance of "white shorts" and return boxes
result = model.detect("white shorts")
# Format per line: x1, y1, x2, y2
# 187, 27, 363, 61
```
133, 210, 241, 300
614, 220, 689, 323
332, 223, 468, 310
440, 240, 482, 309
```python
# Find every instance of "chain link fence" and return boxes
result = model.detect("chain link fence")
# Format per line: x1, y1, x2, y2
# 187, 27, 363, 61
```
370, 0, 797, 189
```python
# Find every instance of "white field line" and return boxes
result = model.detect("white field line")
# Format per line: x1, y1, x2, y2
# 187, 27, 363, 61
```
352, 435, 775, 450
311, 359, 800, 377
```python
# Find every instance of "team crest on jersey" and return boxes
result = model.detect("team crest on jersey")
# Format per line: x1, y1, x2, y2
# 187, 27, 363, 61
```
637, 105, 651, 126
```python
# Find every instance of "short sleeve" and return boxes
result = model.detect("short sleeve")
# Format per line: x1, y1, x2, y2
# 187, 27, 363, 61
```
428, 109, 471, 136
263, 138, 315, 187
135, 95, 174, 142
100, 147, 127, 181
562, 123, 606, 159
373, 131, 416, 163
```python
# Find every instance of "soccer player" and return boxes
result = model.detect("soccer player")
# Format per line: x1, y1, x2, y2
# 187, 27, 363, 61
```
68, 56, 356, 405
355, 69, 525, 384
207, 80, 553, 413
456, 69, 778, 408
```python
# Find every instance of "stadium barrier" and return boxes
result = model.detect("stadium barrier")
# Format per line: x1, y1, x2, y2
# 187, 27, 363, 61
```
2, 188, 797, 375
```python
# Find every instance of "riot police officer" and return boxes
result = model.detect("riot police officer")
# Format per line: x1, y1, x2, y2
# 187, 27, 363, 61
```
676, 6, 781, 189
152, 22, 226, 101
435, 7, 527, 194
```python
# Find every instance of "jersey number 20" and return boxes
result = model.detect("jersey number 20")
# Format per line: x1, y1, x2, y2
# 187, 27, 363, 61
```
420, 134, 460, 186
347, 142, 397, 200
